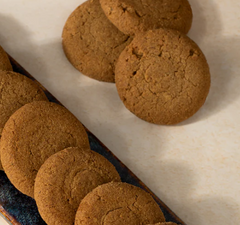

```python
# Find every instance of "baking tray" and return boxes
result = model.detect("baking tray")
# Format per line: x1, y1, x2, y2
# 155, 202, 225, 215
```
0, 55, 187, 225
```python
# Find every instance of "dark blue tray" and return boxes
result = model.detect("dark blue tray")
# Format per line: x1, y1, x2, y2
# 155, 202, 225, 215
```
0, 56, 186, 225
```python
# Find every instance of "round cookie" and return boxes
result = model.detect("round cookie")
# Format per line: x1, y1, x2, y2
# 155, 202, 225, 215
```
0, 71, 48, 135
62, 0, 132, 82
0, 71, 49, 170
35, 147, 121, 225
100, 0, 193, 36
0, 101, 90, 198
115, 29, 211, 125
75, 182, 165, 225
0, 46, 13, 71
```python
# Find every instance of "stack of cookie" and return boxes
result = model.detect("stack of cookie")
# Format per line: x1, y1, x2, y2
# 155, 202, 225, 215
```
0, 102, 167, 224
0, 46, 49, 145
0, 47, 174, 224
62, 0, 211, 125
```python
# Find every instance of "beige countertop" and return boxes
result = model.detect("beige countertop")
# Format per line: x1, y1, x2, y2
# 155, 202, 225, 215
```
0, 0, 239, 224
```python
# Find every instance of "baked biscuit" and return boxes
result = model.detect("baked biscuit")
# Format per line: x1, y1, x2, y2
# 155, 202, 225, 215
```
0, 71, 48, 170
115, 29, 211, 125
62, 0, 132, 82
100, 0, 192, 36
0, 101, 90, 198
35, 147, 120, 225
75, 182, 165, 224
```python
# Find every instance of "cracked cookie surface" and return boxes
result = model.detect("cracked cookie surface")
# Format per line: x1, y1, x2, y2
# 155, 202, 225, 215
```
0, 46, 13, 71
62, 0, 132, 82
0, 71, 48, 170
35, 147, 120, 225
0, 101, 90, 198
115, 29, 211, 125
100, 0, 192, 36
75, 182, 165, 225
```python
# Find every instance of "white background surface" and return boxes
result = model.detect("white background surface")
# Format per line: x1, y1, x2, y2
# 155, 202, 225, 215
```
0, 0, 239, 224
0, 216, 9, 225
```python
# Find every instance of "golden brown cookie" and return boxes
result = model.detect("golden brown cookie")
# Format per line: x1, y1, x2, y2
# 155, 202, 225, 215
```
62, 0, 132, 82
35, 147, 121, 225
0, 101, 90, 198
115, 29, 211, 125
0, 46, 13, 71
100, 0, 192, 36
0, 71, 49, 170
75, 182, 165, 225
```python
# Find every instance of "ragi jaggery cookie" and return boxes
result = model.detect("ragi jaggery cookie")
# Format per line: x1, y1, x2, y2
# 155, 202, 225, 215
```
0, 71, 48, 170
0, 46, 13, 71
35, 147, 121, 225
115, 28, 211, 125
75, 182, 165, 225
0, 101, 90, 198
62, 0, 132, 82
100, 0, 192, 36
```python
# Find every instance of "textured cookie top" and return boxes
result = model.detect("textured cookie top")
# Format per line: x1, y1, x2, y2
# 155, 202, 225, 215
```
75, 182, 165, 225
35, 147, 120, 225
0, 71, 48, 136
115, 29, 211, 125
0, 71, 48, 170
100, 0, 192, 36
62, 0, 132, 82
0, 46, 13, 71
0, 101, 90, 198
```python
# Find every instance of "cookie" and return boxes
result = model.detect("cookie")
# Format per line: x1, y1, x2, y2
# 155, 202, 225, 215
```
35, 147, 120, 225
0, 71, 49, 170
115, 29, 211, 125
75, 182, 165, 224
0, 46, 13, 71
0, 101, 90, 198
62, 0, 132, 82
100, 0, 192, 36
